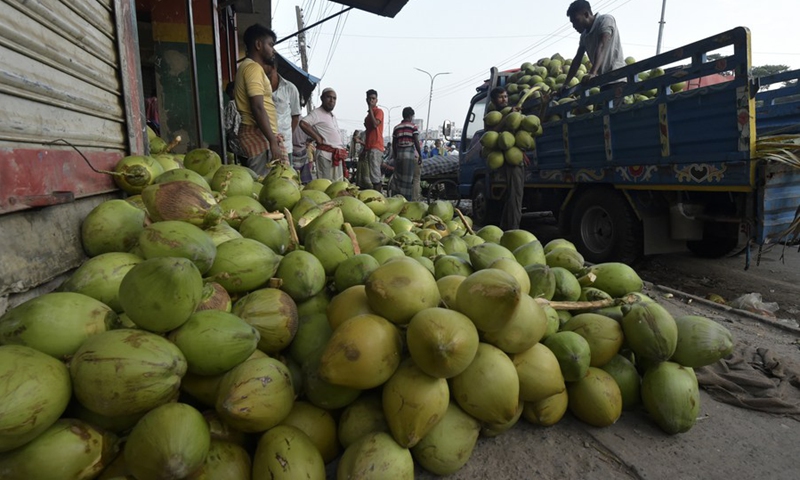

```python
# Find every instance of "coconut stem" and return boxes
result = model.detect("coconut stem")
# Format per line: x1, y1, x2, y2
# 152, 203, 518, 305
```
165, 135, 182, 153
268, 277, 284, 288
343, 222, 361, 255
284, 208, 300, 250
536, 293, 639, 311
383, 213, 397, 224
297, 201, 338, 228
218, 170, 233, 197
455, 208, 475, 235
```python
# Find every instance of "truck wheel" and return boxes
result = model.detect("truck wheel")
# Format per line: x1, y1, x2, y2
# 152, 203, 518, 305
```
471, 178, 502, 227
687, 222, 742, 258
570, 189, 643, 264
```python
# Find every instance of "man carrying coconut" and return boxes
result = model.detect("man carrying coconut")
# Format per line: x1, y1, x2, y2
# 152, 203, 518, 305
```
488, 86, 524, 231
562, 0, 626, 103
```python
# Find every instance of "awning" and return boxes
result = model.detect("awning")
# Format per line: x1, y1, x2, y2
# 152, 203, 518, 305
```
328, 0, 409, 18
276, 0, 409, 45
275, 53, 320, 106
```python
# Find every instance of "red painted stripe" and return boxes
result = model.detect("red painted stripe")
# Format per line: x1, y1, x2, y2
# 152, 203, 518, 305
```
0, 148, 122, 214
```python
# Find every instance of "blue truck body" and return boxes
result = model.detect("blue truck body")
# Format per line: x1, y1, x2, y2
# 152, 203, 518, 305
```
456, 27, 800, 263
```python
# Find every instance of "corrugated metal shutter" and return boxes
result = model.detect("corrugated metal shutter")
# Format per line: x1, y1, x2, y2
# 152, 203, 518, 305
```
0, 0, 127, 149
0, 0, 145, 309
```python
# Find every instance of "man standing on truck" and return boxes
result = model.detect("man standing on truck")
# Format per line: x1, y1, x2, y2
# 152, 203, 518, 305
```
562, 0, 626, 101
234, 24, 281, 176
486, 86, 524, 230
300, 87, 347, 181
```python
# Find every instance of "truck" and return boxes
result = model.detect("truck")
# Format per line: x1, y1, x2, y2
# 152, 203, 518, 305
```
451, 27, 800, 264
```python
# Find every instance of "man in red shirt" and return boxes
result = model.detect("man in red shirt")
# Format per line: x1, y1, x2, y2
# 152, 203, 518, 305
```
361, 89, 385, 191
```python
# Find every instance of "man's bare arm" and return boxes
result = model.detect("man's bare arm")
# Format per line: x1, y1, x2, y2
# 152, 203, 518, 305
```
249, 95, 280, 155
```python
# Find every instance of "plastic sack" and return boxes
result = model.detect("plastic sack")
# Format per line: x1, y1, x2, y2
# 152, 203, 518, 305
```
728, 293, 780, 317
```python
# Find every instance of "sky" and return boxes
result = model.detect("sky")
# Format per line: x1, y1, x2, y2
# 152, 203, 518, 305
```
270, 0, 800, 136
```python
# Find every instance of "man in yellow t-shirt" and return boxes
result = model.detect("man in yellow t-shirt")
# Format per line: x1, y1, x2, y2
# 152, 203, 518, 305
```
234, 24, 280, 176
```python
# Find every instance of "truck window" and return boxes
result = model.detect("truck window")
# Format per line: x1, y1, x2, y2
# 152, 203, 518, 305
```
463, 93, 488, 145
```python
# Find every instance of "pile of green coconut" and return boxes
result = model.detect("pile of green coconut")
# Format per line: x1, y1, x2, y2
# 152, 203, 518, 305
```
0, 147, 734, 479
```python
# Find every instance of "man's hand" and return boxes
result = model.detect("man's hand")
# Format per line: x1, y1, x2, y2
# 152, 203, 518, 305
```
581, 72, 596, 85
269, 139, 281, 160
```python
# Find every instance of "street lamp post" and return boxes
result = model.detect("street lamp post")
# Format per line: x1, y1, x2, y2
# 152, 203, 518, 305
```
379, 104, 402, 137
415, 68, 451, 142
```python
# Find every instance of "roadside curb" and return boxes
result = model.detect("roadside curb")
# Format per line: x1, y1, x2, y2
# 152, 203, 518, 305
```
646, 282, 800, 335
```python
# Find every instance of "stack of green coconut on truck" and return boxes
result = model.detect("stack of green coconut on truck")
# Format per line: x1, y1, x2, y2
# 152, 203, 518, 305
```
0, 149, 736, 479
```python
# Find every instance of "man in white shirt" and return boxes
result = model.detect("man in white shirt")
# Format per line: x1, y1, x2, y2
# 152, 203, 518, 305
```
268, 68, 301, 164
299, 88, 347, 181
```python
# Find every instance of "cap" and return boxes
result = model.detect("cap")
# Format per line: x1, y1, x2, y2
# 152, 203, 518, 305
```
321, 87, 336, 97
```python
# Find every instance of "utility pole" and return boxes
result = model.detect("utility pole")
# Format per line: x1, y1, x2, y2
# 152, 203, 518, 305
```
295, 6, 313, 114
414, 68, 451, 142
656, 0, 667, 54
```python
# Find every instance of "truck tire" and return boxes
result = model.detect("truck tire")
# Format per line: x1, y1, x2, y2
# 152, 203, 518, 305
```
686, 222, 743, 258
471, 178, 502, 227
570, 189, 643, 264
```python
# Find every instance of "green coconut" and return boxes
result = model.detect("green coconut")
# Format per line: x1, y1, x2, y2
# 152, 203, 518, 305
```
337, 394, 389, 449
483, 294, 548, 354
216, 357, 294, 432
350, 226, 391, 254
671, 315, 734, 368
183, 148, 222, 183
357, 189, 389, 216
70, 401, 145, 434
137, 220, 217, 274
393, 230, 423, 257
203, 221, 242, 246
455, 269, 521, 333
440, 235, 468, 255
180, 372, 224, 409
81, 199, 146, 257
154, 167, 212, 190
296, 289, 330, 317
562, 313, 624, 367
525, 264, 556, 300
567, 367, 623, 427
275, 250, 327, 302
218, 195, 266, 229
279, 401, 340, 463
468, 242, 516, 270
252, 425, 325, 480
334, 254, 381, 292
318, 314, 402, 389
206, 238, 281, 294
326, 285, 376, 331
364, 257, 441, 325
406, 308, 479, 380
118, 257, 203, 332
124, 403, 210, 480
451, 343, 520, 425
195, 281, 232, 312
113, 155, 164, 194
142, 180, 222, 228
427, 200, 455, 222
168, 310, 259, 375
514, 240, 547, 267
543, 331, 592, 382
299, 206, 344, 242
238, 214, 290, 254
302, 348, 361, 411
337, 432, 414, 480
398, 200, 428, 221
233, 288, 298, 355
641, 361, 700, 434
436, 275, 465, 309
0, 292, 118, 359
475, 225, 503, 243
0, 419, 118, 480
335, 195, 377, 226
369, 245, 406, 265
152, 154, 182, 172
488, 257, 531, 295
70, 329, 186, 417
410, 402, 478, 476
0, 345, 72, 453
186, 440, 251, 480
432, 255, 472, 280
545, 247, 585, 273
59, 252, 142, 312
259, 176, 302, 212
210, 164, 255, 197
601, 354, 641, 410
204, 410, 248, 446
551, 266, 581, 301
305, 227, 355, 275
578, 262, 643, 297
621, 301, 679, 363
382, 360, 449, 448
513, 342, 566, 403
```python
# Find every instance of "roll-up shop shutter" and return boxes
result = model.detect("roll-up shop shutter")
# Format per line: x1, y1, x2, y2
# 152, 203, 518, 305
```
0, 0, 144, 308
0, 0, 145, 214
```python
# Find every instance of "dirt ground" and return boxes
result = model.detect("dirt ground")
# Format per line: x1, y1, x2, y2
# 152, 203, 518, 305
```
411, 286, 800, 480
